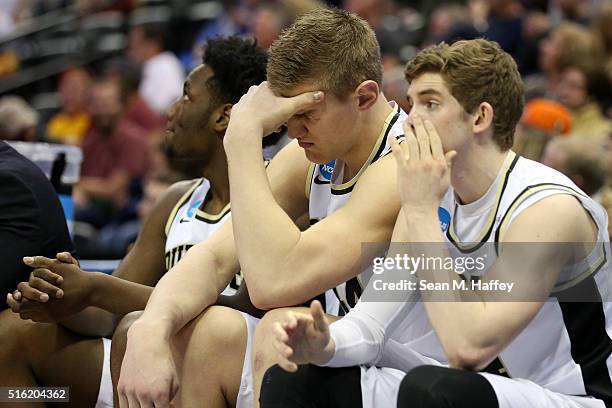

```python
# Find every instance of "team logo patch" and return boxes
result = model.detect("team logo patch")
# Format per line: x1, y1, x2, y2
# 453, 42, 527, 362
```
319, 160, 336, 181
438, 207, 451, 232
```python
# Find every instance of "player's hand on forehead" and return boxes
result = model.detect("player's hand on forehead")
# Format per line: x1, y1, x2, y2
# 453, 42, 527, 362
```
227, 81, 324, 137
391, 115, 456, 211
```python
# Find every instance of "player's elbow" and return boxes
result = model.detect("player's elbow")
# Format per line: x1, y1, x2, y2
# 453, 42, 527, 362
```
249, 280, 294, 310
445, 342, 496, 371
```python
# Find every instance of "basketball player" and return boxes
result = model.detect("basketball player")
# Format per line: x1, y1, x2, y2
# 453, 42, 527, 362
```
1, 36, 267, 408
261, 39, 612, 408
115, 8, 409, 408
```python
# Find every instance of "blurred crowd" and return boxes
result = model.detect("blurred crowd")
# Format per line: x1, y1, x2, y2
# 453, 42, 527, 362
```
0, 0, 611, 257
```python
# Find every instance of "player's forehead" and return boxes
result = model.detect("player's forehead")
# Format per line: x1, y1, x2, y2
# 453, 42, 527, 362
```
406, 72, 451, 100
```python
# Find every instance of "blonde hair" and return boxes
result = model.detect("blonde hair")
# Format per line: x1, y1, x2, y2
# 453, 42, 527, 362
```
267, 8, 382, 98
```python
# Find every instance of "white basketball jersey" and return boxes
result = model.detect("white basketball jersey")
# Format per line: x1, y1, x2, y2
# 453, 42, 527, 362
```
307, 102, 407, 315
164, 178, 239, 294
438, 151, 612, 402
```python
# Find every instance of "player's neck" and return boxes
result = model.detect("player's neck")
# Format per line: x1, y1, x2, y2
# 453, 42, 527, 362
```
451, 143, 509, 205
340, 95, 394, 181
201, 148, 230, 212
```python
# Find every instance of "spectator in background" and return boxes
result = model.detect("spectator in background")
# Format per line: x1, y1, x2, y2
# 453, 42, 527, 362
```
128, 23, 184, 115
549, 0, 593, 27
46, 67, 92, 145
74, 79, 150, 231
540, 135, 606, 197
0, 96, 38, 142
250, 2, 287, 49
524, 22, 604, 100
345, 0, 421, 58
438, 0, 525, 64
557, 62, 612, 141
513, 98, 572, 161
104, 58, 164, 133
422, 3, 472, 47
592, 1, 612, 84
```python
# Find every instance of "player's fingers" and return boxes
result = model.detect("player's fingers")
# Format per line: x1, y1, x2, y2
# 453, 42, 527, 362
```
413, 116, 431, 158
23, 255, 56, 269
17, 281, 49, 302
273, 322, 289, 344
12, 289, 22, 301
284, 312, 298, 330
56, 251, 79, 265
424, 119, 444, 159
290, 91, 324, 115
7, 293, 21, 312
32, 268, 64, 285
29, 274, 63, 299
277, 355, 299, 373
445, 150, 458, 167
390, 136, 405, 165
403, 121, 419, 162
28, 269, 64, 299
310, 300, 329, 334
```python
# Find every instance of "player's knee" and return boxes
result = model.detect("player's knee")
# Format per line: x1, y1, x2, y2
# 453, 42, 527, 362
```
398, 366, 474, 408
260, 364, 321, 407
252, 310, 286, 373
0, 310, 50, 359
112, 311, 143, 347
189, 306, 245, 348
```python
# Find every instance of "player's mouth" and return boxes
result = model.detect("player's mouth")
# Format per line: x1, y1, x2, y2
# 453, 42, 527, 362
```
297, 140, 314, 149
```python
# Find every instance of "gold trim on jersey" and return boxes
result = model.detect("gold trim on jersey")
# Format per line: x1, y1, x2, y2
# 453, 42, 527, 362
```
330, 103, 400, 192
164, 179, 203, 237
305, 162, 316, 199
448, 151, 517, 251
496, 183, 586, 242
495, 182, 606, 292
195, 202, 231, 222
552, 242, 607, 293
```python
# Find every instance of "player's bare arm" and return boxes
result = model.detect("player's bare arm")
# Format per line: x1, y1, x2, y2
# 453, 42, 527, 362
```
6, 180, 192, 335
223, 83, 402, 309
391, 117, 598, 371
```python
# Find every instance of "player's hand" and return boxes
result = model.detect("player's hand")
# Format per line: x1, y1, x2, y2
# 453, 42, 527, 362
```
390, 116, 457, 213
226, 81, 324, 139
273, 300, 335, 372
8, 254, 93, 322
118, 322, 179, 408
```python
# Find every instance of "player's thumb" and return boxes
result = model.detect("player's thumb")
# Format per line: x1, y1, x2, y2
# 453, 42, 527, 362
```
291, 91, 324, 113
311, 300, 328, 333
445, 150, 457, 167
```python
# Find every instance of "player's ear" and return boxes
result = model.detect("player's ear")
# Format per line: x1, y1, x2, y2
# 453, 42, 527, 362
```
212, 103, 232, 133
472, 102, 494, 135
356, 80, 379, 111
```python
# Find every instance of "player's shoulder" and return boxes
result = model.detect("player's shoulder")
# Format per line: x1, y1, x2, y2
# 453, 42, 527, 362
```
150, 178, 200, 214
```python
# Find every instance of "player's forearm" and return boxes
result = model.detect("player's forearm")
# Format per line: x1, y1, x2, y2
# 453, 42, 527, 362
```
136, 244, 227, 338
88, 272, 154, 315
224, 129, 301, 285
401, 209, 497, 367
59, 306, 119, 337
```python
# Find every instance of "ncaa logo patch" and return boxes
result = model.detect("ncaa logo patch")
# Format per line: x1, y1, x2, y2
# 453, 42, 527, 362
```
319, 160, 336, 181
187, 199, 203, 218
438, 207, 451, 232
